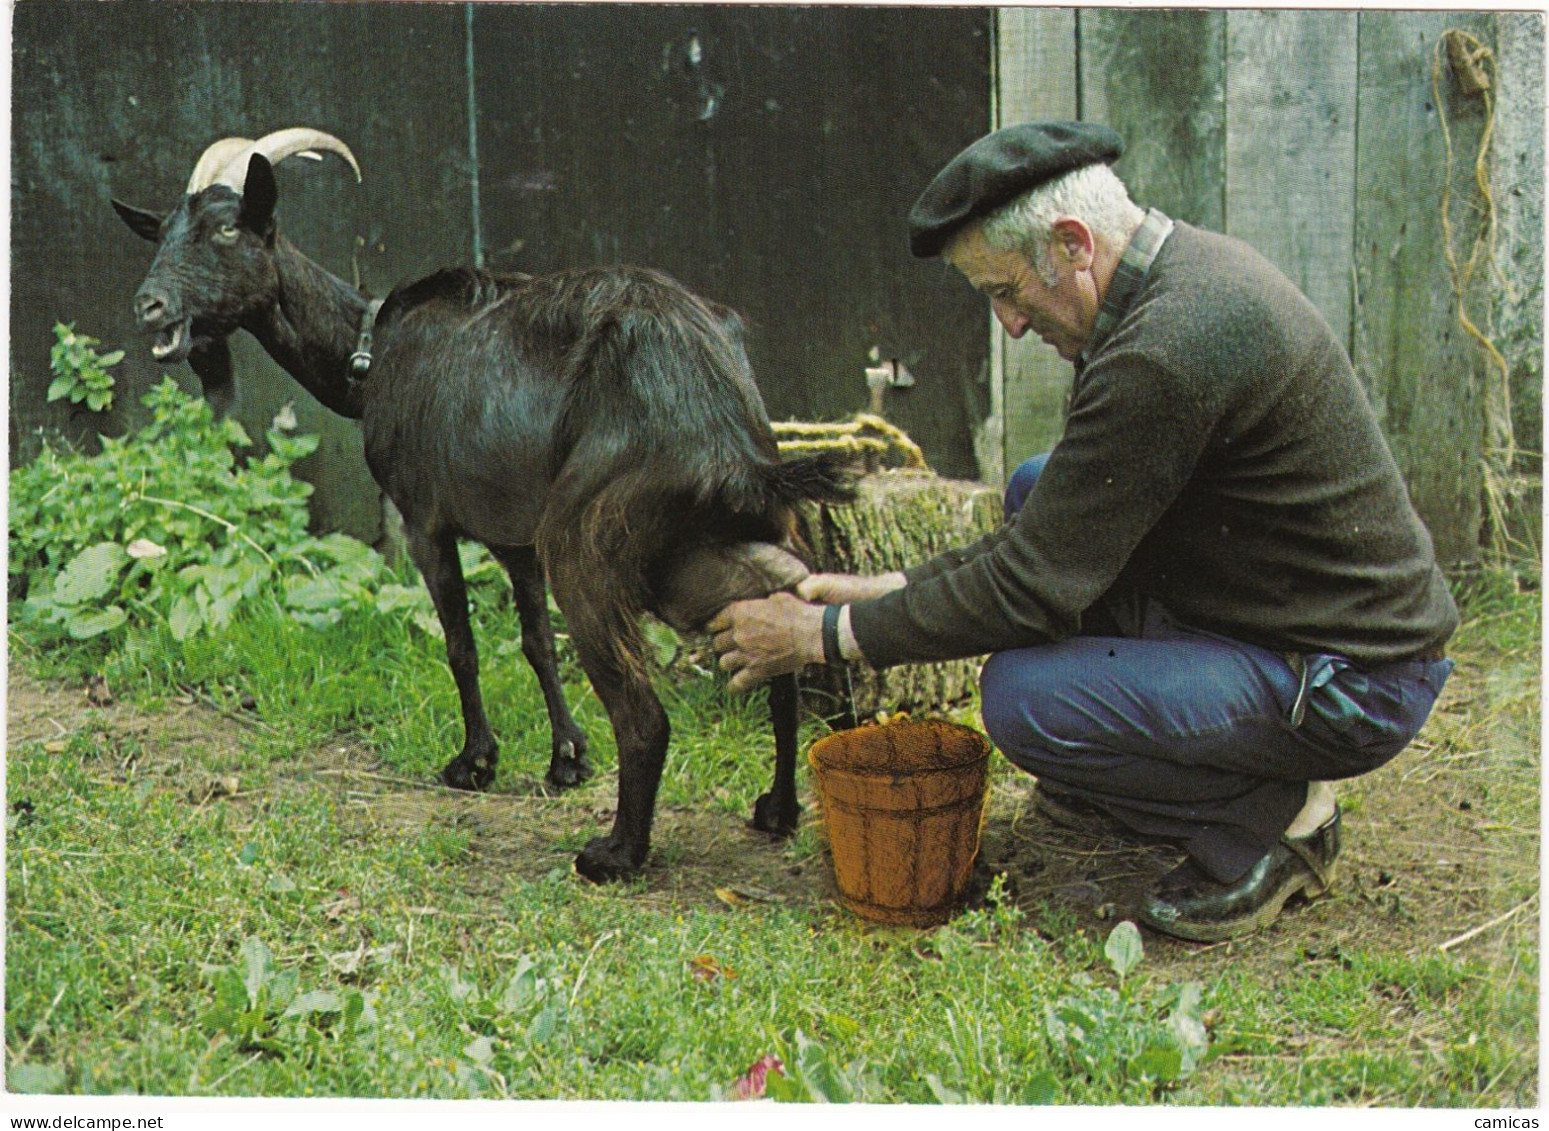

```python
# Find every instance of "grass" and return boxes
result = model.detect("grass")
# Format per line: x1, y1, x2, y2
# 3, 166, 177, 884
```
5, 563, 1540, 1105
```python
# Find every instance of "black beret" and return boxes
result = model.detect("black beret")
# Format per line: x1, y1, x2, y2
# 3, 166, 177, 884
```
908, 121, 1125, 258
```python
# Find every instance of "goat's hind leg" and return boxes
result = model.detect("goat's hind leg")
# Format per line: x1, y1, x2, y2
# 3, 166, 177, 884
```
408, 530, 500, 791
752, 672, 802, 837
569, 638, 670, 883
654, 542, 810, 839
489, 544, 592, 790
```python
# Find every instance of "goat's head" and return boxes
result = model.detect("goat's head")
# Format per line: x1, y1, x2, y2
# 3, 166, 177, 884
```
112, 129, 361, 390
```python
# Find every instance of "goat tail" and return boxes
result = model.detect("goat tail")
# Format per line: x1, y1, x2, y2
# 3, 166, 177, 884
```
756, 448, 862, 509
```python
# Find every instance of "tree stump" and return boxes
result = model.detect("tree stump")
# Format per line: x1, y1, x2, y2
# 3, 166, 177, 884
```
799, 469, 1003, 720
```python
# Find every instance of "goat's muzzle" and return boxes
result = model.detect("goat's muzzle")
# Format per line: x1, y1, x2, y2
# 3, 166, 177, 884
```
134, 290, 193, 363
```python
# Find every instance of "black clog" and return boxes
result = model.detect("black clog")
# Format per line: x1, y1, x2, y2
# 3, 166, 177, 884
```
1138, 807, 1342, 943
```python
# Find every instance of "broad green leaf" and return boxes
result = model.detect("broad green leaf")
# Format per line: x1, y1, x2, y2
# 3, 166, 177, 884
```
282, 990, 344, 1019
285, 576, 346, 612
240, 937, 274, 1007
343, 990, 370, 1033
1021, 1071, 1058, 1105
1167, 982, 1210, 1073
442, 965, 476, 1004
52, 542, 127, 605
266, 431, 321, 462
502, 961, 538, 1012
46, 374, 75, 402
10, 1062, 67, 1093
65, 605, 127, 639
526, 1003, 559, 1046
1129, 1046, 1184, 1082
464, 1035, 496, 1065
169, 594, 202, 642
1104, 920, 1144, 981
377, 584, 431, 615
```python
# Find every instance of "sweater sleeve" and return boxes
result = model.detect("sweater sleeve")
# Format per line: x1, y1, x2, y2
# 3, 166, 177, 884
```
849, 349, 1224, 668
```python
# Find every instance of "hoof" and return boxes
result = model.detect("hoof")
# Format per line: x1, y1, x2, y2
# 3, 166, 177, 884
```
544, 740, 593, 791
574, 835, 646, 883
751, 791, 801, 838
441, 751, 496, 792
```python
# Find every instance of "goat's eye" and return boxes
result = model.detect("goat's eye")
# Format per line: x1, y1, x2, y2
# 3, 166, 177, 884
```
213, 223, 240, 243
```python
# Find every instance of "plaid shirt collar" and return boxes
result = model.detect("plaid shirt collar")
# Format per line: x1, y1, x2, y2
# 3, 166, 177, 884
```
1078, 207, 1174, 372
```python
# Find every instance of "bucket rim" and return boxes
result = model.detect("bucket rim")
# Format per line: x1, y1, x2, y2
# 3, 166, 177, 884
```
808, 718, 991, 774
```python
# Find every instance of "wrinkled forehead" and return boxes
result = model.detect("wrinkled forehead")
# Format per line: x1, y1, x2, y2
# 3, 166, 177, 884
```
944, 226, 1028, 288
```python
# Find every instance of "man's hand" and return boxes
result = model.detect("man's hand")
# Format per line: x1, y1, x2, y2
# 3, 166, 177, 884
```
796, 571, 907, 605
708, 592, 826, 694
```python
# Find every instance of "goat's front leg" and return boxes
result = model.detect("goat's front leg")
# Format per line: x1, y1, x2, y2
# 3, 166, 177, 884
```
751, 673, 802, 836
489, 544, 592, 790
407, 530, 499, 791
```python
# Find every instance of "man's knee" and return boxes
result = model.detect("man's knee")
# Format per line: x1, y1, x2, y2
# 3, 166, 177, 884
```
1004, 453, 1051, 519
979, 651, 1052, 771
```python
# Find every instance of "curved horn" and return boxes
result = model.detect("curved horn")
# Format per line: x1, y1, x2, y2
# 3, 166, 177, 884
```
201, 128, 363, 194
186, 137, 254, 194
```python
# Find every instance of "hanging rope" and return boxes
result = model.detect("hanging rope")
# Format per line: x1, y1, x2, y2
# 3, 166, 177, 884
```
1431, 28, 1523, 559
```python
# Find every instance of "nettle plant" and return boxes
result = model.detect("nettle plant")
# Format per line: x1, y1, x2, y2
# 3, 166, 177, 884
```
11, 363, 433, 643
48, 322, 122, 413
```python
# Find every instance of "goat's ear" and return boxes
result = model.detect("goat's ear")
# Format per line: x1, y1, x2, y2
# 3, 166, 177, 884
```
112, 198, 163, 242
238, 155, 278, 236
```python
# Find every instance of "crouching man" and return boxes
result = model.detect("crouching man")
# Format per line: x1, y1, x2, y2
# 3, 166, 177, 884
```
710, 121, 1457, 942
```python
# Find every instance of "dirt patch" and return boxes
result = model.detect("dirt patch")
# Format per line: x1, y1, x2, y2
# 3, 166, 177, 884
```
6, 656, 1536, 978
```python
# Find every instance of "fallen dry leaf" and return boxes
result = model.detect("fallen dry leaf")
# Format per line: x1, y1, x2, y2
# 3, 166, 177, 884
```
732, 1054, 784, 1099
188, 776, 240, 805
320, 891, 361, 922
690, 954, 736, 982
125, 538, 167, 560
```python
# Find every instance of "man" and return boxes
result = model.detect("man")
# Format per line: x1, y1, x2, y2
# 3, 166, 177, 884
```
709, 121, 1457, 942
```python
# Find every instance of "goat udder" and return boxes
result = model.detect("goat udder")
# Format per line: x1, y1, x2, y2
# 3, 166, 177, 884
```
654, 542, 811, 635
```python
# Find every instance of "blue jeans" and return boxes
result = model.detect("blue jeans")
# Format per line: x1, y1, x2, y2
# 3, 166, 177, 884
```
982, 455, 1454, 882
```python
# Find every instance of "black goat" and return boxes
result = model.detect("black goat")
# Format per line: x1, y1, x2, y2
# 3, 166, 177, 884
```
112, 128, 854, 881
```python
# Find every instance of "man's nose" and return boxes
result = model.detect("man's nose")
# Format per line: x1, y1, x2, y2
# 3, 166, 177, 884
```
992, 300, 1029, 339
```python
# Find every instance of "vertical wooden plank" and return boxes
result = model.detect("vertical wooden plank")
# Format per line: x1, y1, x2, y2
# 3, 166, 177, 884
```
1081, 9, 1226, 230
11, 2, 471, 541
1225, 10, 1358, 338
473, 6, 992, 480
1352, 10, 1494, 566
1492, 12, 1545, 478
995, 7, 1078, 479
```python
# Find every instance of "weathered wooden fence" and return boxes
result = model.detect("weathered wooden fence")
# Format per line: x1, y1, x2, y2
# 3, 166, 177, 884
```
10, 5, 1542, 566
10, 2, 991, 545
995, 8, 1543, 566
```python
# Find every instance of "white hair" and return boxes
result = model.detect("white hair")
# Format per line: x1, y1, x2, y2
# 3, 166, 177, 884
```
958, 163, 1145, 283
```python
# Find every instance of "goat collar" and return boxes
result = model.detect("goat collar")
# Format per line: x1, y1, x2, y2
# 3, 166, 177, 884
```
348, 299, 385, 380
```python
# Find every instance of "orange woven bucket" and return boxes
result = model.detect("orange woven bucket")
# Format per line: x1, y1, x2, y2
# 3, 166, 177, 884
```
807, 719, 991, 927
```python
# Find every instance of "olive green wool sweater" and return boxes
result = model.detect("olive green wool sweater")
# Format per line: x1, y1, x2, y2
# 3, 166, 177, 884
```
849, 221, 1458, 669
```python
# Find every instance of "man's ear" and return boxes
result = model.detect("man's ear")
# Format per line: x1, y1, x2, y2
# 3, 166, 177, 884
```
1050, 217, 1096, 272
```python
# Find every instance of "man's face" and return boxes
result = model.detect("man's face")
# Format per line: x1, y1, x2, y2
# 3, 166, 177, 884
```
947, 223, 1100, 362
